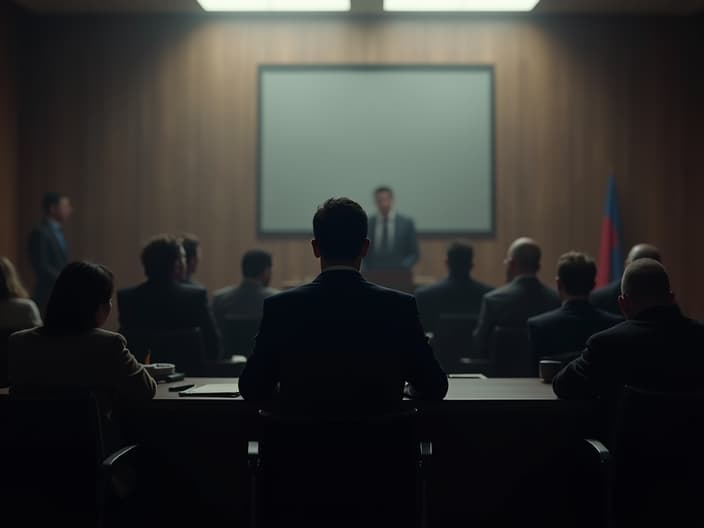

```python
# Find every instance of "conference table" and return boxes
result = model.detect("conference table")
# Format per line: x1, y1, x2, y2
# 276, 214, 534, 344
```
0, 378, 602, 526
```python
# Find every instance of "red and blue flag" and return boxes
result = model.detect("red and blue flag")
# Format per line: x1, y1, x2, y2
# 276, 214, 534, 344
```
596, 175, 623, 287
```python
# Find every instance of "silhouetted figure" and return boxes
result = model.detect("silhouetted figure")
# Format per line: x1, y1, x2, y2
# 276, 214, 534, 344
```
364, 186, 419, 271
212, 250, 279, 337
28, 192, 73, 310
473, 237, 560, 356
415, 242, 493, 333
239, 197, 447, 411
0, 257, 41, 330
117, 235, 221, 360
528, 252, 621, 362
180, 232, 201, 286
9, 261, 155, 400
590, 243, 662, 315
553, 259, 704, 400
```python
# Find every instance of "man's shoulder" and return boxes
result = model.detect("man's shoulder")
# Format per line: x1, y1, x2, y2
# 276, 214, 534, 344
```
527, 306, 564, 328
591, 280, 620, 300
265, 277, 414, 307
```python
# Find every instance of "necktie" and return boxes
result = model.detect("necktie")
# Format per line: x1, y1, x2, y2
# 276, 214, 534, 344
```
380, 217, 389, 254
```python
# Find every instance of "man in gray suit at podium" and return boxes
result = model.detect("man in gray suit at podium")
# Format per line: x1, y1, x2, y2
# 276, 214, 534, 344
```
364, 186, 419, 272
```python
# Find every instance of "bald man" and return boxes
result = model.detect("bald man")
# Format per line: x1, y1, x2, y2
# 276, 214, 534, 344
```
473, 238, 560, 357
590, 243, 662, 315
553, 259, 704, 400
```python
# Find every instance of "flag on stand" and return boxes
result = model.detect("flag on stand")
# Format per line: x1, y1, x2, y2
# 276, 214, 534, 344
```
596, 175, 624, 287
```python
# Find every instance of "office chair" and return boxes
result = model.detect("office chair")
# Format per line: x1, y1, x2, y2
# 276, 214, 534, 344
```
248, 407, 432, 528
431, 314, 485, 374
125, 327, 205, 376
222, 315, 261, 359
488, 326, 535, 377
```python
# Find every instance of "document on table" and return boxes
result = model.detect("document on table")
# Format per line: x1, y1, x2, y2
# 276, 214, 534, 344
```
178, 383, 240, 397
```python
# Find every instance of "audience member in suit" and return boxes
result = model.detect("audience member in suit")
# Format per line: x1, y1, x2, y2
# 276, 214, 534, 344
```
528, 252, 622, 363
117, 235, 221, 360
363, 186, 419, 271
180, 232, 201, 286
415, 242, 493, 333
239, 197, 448, 411
212, 250, 279, 338
28, 192, 73, 310
590, 243, 662, 316
473, 238, 561, 356
0, 257, 42, 330
553, 259, 704, 400
9, 261, 156, 400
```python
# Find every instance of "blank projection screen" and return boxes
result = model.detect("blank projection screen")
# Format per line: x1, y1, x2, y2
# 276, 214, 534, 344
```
258, 65, 495, 235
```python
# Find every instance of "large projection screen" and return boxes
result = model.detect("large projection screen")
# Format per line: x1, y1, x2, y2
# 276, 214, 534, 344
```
258, 65, 495, 236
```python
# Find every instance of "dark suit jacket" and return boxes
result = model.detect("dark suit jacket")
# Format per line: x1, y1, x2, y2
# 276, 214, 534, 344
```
28, 220, 68, 309
473, 276, 561, 356
553, 305, 704, 400
364, 213, 420, 270
117, 279, 221, 360
590, 279, 622, 316
527, 300, 622, 362
239, 269, 448, 411
415, 275, 494, 333
212, 280, 279, 339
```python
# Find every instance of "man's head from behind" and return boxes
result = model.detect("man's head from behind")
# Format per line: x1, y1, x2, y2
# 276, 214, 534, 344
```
618, 258, 674, 319
42, 192, 72, 223
556, 252, 597, 301
505, 237, 541, 282
626, 243, 662, 266
242, 250, 273, 287
312, 198, 370, 269
180, 233, 200, 280
373, 186, 394, 218
141, 235, 186, 282
447, 242, 474, 278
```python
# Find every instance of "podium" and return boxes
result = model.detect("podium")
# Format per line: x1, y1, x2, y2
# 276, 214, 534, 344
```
363, 269, 415, 293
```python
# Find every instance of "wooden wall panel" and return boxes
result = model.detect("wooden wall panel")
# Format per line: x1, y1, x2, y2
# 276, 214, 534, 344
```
16, 15, 704, 328
0, 3, 19, 264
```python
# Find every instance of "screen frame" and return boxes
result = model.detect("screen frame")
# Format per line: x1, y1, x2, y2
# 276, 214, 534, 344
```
256, 63, 496, 239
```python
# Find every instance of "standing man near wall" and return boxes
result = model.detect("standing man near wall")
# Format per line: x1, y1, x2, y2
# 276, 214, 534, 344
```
28, 192, 72, 311
364, 186, 419, 272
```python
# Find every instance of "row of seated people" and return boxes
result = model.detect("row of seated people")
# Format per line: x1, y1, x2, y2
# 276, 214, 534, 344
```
2, 197, 702, 407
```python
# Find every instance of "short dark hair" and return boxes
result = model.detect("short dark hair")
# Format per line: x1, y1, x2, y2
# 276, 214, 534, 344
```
43, 262, 114, 335
313, 198, 368, 262
42, 192, 66, 214
242, 250, 272, 279
374, 186, 394, 197
141, 235, 183, 280
180, 233, 200, 260
447, 242, 474, 275
557, 252, 597, 296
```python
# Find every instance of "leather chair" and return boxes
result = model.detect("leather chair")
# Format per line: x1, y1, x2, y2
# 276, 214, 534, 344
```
488, 326, 535, 377
431, 314, 485, 374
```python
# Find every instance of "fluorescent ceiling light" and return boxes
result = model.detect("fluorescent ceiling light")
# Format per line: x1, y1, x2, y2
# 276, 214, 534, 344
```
384, 0, 539, 11
198, 0, 350, 11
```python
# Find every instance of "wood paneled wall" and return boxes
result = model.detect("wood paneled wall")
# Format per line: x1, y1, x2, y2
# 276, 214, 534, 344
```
0, 3, 19, 263
16, 14, 704, 326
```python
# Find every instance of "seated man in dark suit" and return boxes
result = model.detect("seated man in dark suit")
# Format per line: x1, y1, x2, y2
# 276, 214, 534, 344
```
528, 252, 622, 363
473, 238, 561, 356
553, 259, 704, 400
590, 243, 661, 316
415, 242, 493, 333
117, 235, 220, 360
239, 197, 448, 411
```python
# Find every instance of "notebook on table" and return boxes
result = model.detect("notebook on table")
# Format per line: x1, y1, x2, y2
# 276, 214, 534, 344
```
178, 383, 240, 398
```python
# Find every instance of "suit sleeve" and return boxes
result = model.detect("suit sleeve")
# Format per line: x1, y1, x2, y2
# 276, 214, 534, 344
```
527, 319, 542, 361
109, 334, 157, 400
552, 335, 612, 400
28, 228, 62, 281
401, 218, 420, 269
404, 297, 448, 401
196, 289, 221, 360
473, 295, 494, 357
239, 299, 280, 402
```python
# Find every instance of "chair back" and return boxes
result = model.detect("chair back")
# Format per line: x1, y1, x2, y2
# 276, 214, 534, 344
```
432, 314, 478, 373
611, 386, 704, 525
125, 327, 205, 376
488, 326, 535, 377
223, 315, 261, 359
254, 408, 421, 526
1, 390, 105, 527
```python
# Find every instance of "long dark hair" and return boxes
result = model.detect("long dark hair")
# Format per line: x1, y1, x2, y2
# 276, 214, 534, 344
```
43, 262, 114, 335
